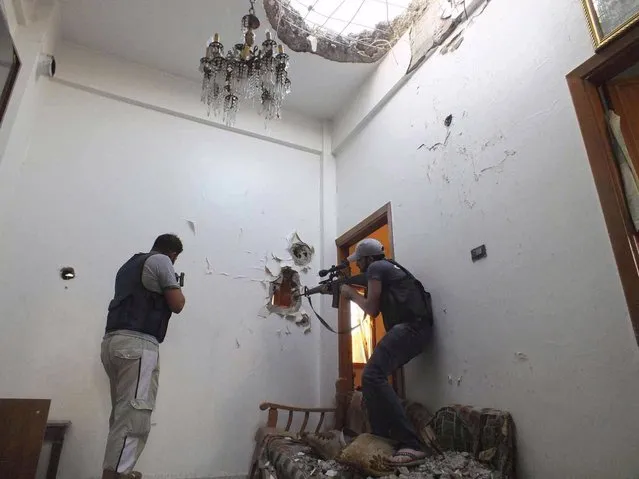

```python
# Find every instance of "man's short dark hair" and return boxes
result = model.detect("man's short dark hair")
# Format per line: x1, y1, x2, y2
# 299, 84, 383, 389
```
152, 234, 183, 255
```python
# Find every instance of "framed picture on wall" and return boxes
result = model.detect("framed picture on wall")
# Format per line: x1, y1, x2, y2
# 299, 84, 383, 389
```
581, 0, 639, 50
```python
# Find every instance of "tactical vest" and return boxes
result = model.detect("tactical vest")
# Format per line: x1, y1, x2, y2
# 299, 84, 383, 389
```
378, 259, 433, 331
105, 252, 172, 343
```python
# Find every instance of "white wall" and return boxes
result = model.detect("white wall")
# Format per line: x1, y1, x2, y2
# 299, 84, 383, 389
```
331, 0, 639, 477
0, 1, 59, 204
318, 122, 339, 407
54, 42, 323, 156
0, 79, 323, 479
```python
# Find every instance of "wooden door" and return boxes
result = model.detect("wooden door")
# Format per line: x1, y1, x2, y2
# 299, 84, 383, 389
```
0, 399, 51, 479
336, 203, 405, 398
608, 78, 639, 168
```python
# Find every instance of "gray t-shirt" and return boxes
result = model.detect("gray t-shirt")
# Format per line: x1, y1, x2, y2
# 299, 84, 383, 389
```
141, 253, 180, 294
366, 259, 407, 283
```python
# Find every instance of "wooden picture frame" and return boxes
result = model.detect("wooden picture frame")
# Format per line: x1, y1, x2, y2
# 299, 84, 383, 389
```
581, 0, 639, 50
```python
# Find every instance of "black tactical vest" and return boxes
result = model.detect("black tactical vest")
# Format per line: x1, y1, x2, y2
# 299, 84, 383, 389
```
105, 252, 172, 343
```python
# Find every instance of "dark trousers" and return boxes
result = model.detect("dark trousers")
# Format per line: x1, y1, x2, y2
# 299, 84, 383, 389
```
362, 321, 431, 450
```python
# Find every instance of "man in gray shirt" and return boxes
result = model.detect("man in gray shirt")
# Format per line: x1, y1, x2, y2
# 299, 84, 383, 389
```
340, 238, 433, 466
100, 234, 186, 479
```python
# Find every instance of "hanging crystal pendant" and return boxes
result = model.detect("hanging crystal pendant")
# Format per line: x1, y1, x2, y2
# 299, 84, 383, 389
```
199, 1, 291, 127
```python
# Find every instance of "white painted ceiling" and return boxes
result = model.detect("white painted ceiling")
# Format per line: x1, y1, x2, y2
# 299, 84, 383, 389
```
59, 0, 379, 120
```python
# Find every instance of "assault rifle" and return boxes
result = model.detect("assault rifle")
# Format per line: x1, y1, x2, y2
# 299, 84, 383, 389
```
302, 260, 367, 308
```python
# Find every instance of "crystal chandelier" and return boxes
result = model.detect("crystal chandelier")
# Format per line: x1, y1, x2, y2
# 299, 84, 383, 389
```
199, 0, 292, 127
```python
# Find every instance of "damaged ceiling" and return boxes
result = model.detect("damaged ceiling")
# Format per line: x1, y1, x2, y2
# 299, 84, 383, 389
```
58, 0, 377, 119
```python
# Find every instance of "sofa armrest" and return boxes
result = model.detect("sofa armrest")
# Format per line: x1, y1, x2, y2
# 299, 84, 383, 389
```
259, 402, 336, 434
258, 378, 351, 434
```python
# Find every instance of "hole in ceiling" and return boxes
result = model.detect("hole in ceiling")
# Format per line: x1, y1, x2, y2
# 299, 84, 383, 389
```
263, 0, 427, 63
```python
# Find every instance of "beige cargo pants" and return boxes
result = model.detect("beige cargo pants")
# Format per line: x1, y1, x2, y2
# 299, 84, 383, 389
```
101, 332, 159, 474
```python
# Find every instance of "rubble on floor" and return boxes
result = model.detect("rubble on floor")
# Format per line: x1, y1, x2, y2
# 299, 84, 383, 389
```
289, 454, 355, 479
288, 450, 494, 479
377, 451, 494, 479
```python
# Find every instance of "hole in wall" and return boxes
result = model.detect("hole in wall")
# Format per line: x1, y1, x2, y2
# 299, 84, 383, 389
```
444, 114, 453, 127
60, 267, 75, 280
289, 239, 314, 267
268, 266, 302, 315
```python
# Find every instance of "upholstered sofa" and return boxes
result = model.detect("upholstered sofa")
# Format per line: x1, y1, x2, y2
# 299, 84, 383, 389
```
249, 379, 516, 479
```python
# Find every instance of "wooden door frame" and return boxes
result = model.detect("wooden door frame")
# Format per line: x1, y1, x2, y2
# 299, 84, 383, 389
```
567, 24, 639, 344
334, 202, 406, 397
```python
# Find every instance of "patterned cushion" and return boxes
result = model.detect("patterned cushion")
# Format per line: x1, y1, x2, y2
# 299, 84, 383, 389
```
301, 430, 346, 460
431, 405, 516, 479
336, 433, 396, 477
263, 436, 314, 479
402, 399, 442, 453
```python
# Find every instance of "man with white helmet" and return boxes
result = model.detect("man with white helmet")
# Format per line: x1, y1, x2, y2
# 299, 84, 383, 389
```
339, 238, 433, 466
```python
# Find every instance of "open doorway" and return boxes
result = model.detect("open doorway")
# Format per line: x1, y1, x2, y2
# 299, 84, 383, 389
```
335, 203, 405, 397
568, 25, 639, 342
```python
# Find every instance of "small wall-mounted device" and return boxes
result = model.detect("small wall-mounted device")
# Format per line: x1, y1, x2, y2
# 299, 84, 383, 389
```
60, 267, 75, 280
37, 53, 56, 78
471, 245, 487, 262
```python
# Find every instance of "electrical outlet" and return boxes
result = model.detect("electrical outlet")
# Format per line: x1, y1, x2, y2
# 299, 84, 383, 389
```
471, 244, 487, 262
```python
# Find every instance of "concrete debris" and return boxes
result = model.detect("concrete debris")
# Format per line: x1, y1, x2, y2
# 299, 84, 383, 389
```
235, 339, 241, 349
376, 451, 493, 479
263, 0, 425, 63
515, 352, 529, 361
281, 450, 492, 479
456, 376, 462, 386
286, 456, 353, 479
447, 375, 453, 385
